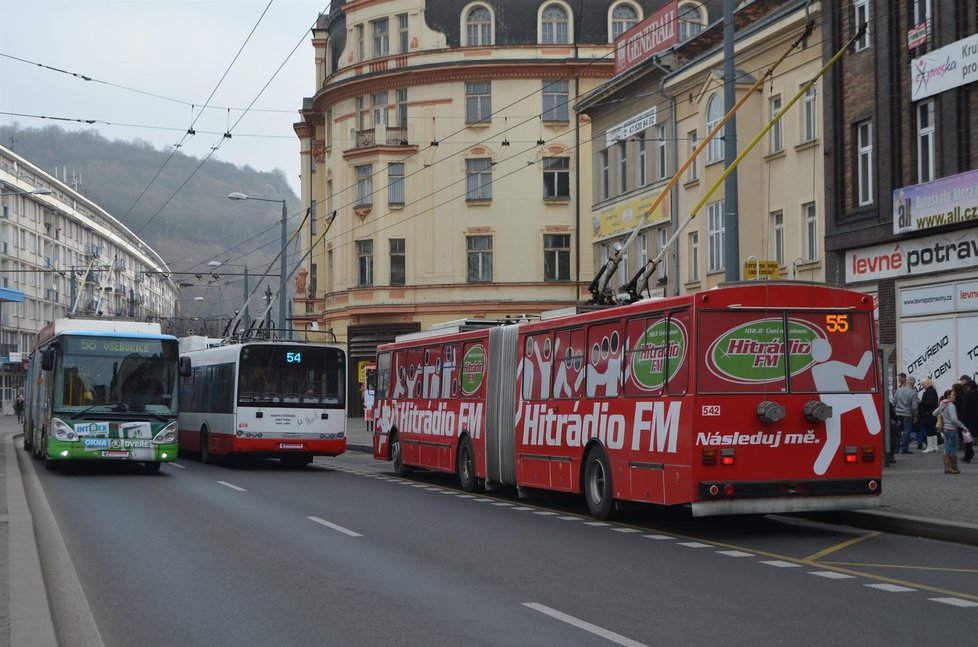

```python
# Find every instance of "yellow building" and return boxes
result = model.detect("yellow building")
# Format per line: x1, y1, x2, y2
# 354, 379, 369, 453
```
292, 0, 667, 408
577, 0, 825, 300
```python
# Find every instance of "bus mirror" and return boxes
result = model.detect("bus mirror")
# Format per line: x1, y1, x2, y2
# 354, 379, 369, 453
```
41, 348, 55, 371
179, 356, 192, 377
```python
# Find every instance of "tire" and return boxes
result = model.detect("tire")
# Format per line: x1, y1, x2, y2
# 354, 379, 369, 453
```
457, 436, 476, 492
42, 436, 59, 471
391, 434, 412, 477
143, 461, 162, 473
23, 429, 33, 453
584, 448, 615, 520
31, 431, 43, 460
200, 429, 212, 464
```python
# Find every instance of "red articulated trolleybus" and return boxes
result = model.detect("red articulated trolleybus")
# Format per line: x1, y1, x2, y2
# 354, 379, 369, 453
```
372, 282, 883, 518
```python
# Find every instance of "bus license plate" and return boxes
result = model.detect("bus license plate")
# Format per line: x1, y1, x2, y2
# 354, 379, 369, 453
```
100, 451, 130, 459
279, 443, 304, 450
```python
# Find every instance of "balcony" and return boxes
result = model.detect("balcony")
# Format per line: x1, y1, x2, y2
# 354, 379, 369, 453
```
354, 125, 409, 149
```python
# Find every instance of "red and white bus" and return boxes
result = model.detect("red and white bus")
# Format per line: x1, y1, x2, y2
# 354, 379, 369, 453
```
373, 282, 883, 517
179, 339, 347, 466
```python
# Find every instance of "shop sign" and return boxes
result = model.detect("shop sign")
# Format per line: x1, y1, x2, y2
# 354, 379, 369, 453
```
957, 280, 978, 311
911, 32, 978, 101
892, 168, 978, 234
593, 188, 668, 240
614, 1, 678, 76
845, 228, 978, 282
900, 284, 955, 316
606, 107, 657, 147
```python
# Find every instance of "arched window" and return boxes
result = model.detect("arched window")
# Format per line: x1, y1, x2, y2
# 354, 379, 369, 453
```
541, 4, 569, 44
706, 94, 724, 163
679, 3, 704, 41
611, 3, 639, 41
466, 6, 492, 46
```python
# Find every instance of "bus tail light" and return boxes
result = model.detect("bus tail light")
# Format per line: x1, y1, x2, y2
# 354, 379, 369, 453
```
723, 484, 735, 496
861, 446, 876, 463
844, 446, 858, 463
702, 448, 718, 465
720, 448, 735, 465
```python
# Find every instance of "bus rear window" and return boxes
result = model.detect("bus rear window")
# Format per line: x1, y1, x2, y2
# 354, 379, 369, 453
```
697, 310, 877, 394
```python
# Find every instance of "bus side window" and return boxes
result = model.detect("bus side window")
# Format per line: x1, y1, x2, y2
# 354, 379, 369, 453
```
377, 352, 390, 400
586, 321, 622, 399
552, 328, 584, 400
441, 345, 458, 399
665, 310, 690, 396
523, 333, 552, 400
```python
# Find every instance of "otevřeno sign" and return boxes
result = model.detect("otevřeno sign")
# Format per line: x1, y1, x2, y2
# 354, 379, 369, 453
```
845, 228, 978, 282
614, 1, 678, 76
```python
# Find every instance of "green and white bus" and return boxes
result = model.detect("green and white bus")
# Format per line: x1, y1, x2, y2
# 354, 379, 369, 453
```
23, 318, 190, 472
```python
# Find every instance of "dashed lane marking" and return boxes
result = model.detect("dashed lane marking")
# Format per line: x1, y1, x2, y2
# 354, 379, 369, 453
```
865, 583, 917, 593
167, 462, 186, 469
717, 550, 754, 557
760, 560, 802, 568
307, 516, 363, 538
217, 481, 246, 492
809, 571, 856, 580
929, 598, 978, 608
524, 603, 648, 647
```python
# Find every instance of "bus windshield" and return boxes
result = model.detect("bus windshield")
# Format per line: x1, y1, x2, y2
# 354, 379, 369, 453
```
55, 336, 180, 415
237, 344, 345, 408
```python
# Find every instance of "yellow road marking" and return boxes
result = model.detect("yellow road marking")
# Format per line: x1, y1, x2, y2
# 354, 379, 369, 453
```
805, 531, 880, 561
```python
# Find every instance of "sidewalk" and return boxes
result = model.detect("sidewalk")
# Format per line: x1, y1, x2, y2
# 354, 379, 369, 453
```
345, 417, 978, 544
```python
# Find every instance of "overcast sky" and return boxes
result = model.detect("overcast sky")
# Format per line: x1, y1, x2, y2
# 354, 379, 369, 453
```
0, 0, 329, 196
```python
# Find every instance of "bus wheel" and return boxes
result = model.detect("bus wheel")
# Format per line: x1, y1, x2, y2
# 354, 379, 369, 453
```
200, 429, 212, 464
391, 434, 412, 477
143, 461, 162, 473
457, 436, 476, 492
31, 433, 43, 460
23, 430, 33, 453
42, 439, 59, 472
584, 448, 615, 520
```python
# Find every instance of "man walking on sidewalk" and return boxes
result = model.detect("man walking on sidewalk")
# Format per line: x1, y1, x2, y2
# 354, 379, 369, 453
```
892, 375, 919, 454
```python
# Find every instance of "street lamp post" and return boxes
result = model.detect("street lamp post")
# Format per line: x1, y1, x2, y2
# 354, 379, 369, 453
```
208, 261, 250, 329
0, 187, 53, 198
228, 192, 288, 339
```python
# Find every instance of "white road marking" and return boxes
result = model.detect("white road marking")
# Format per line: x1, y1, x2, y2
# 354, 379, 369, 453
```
533, 511, 558, 516
717, 550, 754, 557
642, 534, 672, 540
612, 528, 641, 533
865, 583, 916, 593
217, 481, 246, 491
492, 502, 514, 507
928, 597, 978, 607
513, 506, 535, 511
456, 494, 477, 498
558, 516, 581, 521
809, 571, 856, 579
760, 560, 802, 568
307, 516, 363, 537
166, 462, 186, 469
583, 521, 610, 527
677, 542, 711, 548
524, 603, 648, 647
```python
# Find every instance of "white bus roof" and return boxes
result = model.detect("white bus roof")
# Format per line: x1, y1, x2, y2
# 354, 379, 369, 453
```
43, 318, 163, 336
178, 335, 225, 353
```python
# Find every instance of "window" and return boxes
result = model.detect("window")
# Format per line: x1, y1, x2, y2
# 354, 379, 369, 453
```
771, 210, 784, 267
541, 4, 569, 44
657, 227, 668, 281
357, 240, 373, 287
617, 141, 627, 194
398, 13, 409, 54
390, 238, 405, 286
708, 201, 725, 272
769, 94, 783, 153
917, 100, 935, 183
599, 150, 609, 200
544, 234, 570, 281
801, 85, 817, 142
638, 232, 648, 271
372, 18, 389, 57
355, 24, 365, 61
465, 81, 491, 124
396, 89, 408, 129
687, 130, 698, 181
688, 231, 699, 281
856, 120, 873, 206
372, 92, 389, 127
310, 199, 317, 236
467, 235, 493, 282
466, 158, 493, 201
637, 134, 647, 187
656, 125, 667, 180
356, 164, 373, 206
706, 94, 724, 163
853, 0, 870, 51
543, 157, 570, 200
542, 80, 569, 122
356, 96, 368, 130
388, 162, 405, 205
466, 6, 492, 46
678, 3, 703, 41
803, 202, 818, 262
611, 3, 638, 41
309, 263, 317, 298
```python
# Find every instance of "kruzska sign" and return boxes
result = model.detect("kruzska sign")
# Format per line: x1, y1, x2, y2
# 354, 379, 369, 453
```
614, 1, 678, 76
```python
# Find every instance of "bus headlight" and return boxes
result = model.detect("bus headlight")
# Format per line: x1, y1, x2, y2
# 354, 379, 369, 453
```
152, 421, 178, 445
51, 418, 80, 442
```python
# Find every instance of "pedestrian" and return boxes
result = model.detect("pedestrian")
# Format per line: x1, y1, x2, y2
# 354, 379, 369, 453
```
959, 376, 978, 463
918, 378, 939, 453
934, 384, 969, 474
887, 372, 908, 463
14, 394, 25, 423
891, 374, 919, 454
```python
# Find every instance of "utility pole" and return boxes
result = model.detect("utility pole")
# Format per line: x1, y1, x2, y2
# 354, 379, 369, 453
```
723, 0, 740, 282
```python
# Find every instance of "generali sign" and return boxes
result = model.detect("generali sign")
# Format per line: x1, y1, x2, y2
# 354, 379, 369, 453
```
614, 1, 678, 76
845, 228, 978, 282
911, 32, 978, 101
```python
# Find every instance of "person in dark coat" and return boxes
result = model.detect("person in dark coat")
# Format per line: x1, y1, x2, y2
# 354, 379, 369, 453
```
960, 376, 978, 463
918, 379, 940, 453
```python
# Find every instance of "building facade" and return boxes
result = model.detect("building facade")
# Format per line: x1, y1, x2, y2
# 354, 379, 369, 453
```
0, 145, 179, 408
823, 0, 978, 394
577, 0, 825, 301
293, 0, 666, 410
